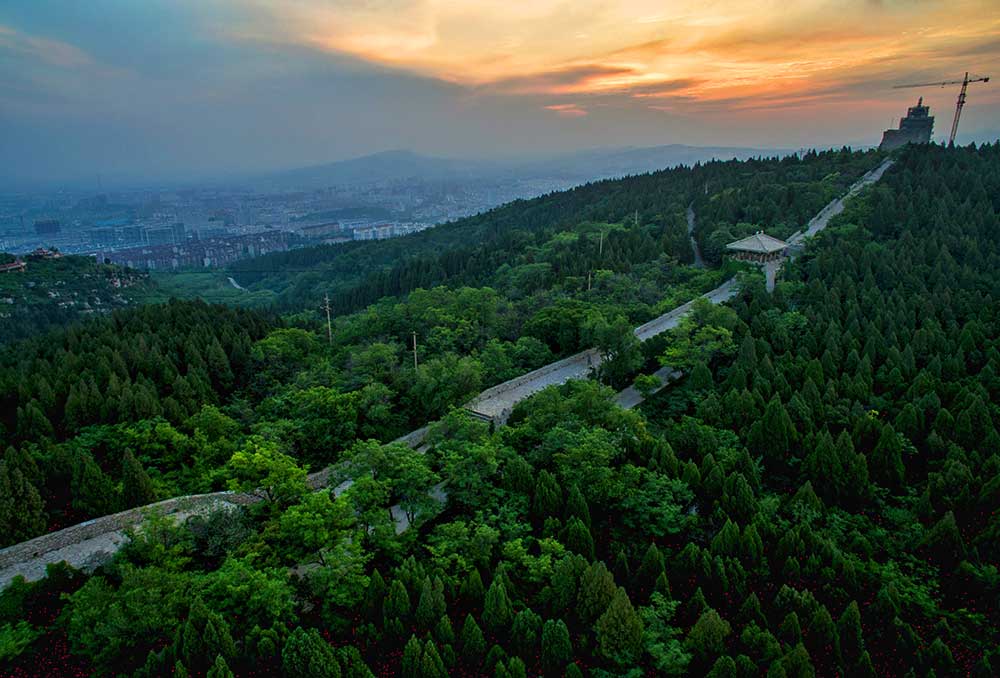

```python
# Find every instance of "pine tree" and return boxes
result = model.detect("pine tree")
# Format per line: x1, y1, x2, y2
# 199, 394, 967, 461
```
461, 568, 485, 607
363, 569, 386, 623
540, 619, 572, 675
384, 579, 411, 625
206, 655, 235, 678
836, 601, 864, 667
121, 449, 157, 508
686, 608, 731, 662
532, 470, 562, 520
595, 587, 644, 666
706, 656, 737, 678
460, 614, 486, 666
510, 609, 541, 660
400, 635, 422, 678
636, 543, 665, 596
564, 485, 591, 528
282, 627, 341, 678
563, 517, 595, 560
870, 425, 905, 489
0, 459, 46, 546
419, 640, 447, 678
579, 561, 618, 624
415, 576, 446, 631
482, 576, 513, 636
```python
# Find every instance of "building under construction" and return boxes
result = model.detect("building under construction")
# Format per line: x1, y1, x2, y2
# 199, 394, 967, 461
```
879, 98, 934, 151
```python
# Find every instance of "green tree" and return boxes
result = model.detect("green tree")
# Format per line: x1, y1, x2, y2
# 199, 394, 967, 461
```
460, 614, 486, 666
686, 608, 731, 663
578, 561, 617, 623
226, 436, 307, 505
281, 627, 341, 678
0, 458, 46, 546
483, 576, 514, 635
661, 299, 738, 371
400, 635, 422, 678
540, 619, 572, 675
419, 640, 448, 678
596, 587, 644, 666
870, 424, 905, 489
121, 449, 157, 508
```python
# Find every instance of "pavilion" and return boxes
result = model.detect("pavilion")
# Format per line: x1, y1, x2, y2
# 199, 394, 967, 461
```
725, 231, 789, 292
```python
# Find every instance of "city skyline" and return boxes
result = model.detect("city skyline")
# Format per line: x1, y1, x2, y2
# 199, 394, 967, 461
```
1, 0, 998, 186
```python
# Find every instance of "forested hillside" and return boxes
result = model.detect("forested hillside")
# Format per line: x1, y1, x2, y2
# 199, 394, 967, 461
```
230, 149, 878, 314
0, 255, 153, 345
3, 143, 999, 677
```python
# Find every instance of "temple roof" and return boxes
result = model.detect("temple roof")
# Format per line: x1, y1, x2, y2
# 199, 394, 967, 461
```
725, 232, 788, 254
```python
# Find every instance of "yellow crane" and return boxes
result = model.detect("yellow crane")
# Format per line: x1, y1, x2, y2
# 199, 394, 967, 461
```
893, 72, 990, 145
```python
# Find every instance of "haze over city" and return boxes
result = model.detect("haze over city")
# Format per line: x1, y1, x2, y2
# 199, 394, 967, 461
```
2, 0, 999, 186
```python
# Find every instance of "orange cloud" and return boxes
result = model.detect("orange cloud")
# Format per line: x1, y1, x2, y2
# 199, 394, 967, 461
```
544, 103, 588, 117
235, 1, 1000, 114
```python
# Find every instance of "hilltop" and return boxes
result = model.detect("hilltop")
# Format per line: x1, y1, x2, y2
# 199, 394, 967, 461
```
0, 253, 153, 344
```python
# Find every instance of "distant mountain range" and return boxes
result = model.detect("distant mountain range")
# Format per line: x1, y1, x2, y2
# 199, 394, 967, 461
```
258, 144, 795, 190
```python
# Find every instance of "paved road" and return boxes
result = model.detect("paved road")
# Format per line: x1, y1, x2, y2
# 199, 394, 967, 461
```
614, 365, 682, 409
789, 159, 894, 246
687, 205, 706, 268
467, 277, 739, 421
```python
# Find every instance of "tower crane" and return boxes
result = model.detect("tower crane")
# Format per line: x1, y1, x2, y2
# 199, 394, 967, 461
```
893, 72, 990, 145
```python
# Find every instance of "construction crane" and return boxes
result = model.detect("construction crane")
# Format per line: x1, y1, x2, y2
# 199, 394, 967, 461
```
894, 72, 990, 144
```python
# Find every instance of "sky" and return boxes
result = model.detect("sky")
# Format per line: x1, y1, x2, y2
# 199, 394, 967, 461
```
1, 0, 998, 186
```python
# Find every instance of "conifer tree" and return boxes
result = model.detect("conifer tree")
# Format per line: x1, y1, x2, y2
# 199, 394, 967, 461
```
460, 614, 486, 666
121, 449, 157, 508
206, 655, 235, 678
482, 576, 513, 635
595, 587, 644, 666
564, 485, 591, 528
419, 640, 447, 678
282, 627, 341, 678
577, 561, 616, 623
870, 425, 905, 489
510, 609, 541, 660
400, 636, 422, 678
540, 619, 572, 675
563, 517, 595, 560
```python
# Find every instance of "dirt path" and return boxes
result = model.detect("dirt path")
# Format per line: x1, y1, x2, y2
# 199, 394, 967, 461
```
687, 204, 706, 268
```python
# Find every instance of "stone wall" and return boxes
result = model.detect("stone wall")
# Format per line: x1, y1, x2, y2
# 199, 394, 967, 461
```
0, 491, 257, 577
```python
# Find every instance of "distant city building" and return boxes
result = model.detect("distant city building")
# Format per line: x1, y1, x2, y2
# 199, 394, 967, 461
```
89, 227, 117, 248
171, 222, 186, 243
105, 230, 290, 270
145, 227, 175, 246
121, 225, 142, 244
34, 219, 61, 236
299, 222, 341, 239
879, 98, 934, 151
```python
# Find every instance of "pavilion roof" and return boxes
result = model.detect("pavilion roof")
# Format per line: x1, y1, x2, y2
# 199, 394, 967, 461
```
725, 232, 788, 254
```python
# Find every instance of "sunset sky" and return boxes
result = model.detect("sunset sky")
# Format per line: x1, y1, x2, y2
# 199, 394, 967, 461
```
2, 0, 999, 185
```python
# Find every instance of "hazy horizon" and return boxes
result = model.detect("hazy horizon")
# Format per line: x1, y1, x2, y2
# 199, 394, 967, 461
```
2, 1, 999, 188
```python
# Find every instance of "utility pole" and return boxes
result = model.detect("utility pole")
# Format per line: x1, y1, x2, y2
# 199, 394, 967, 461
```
412, 331, 418, 369
599, 231, 604, 257
587, 270, 592, 291
321, 294, 333, 346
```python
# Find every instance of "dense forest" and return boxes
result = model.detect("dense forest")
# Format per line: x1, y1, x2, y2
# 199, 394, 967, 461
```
229, 149, 878, 314
2, 143, 999, 677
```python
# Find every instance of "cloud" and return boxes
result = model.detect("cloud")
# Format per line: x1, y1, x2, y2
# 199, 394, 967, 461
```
544, 103, 588, 117
0, 24, 92, 67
